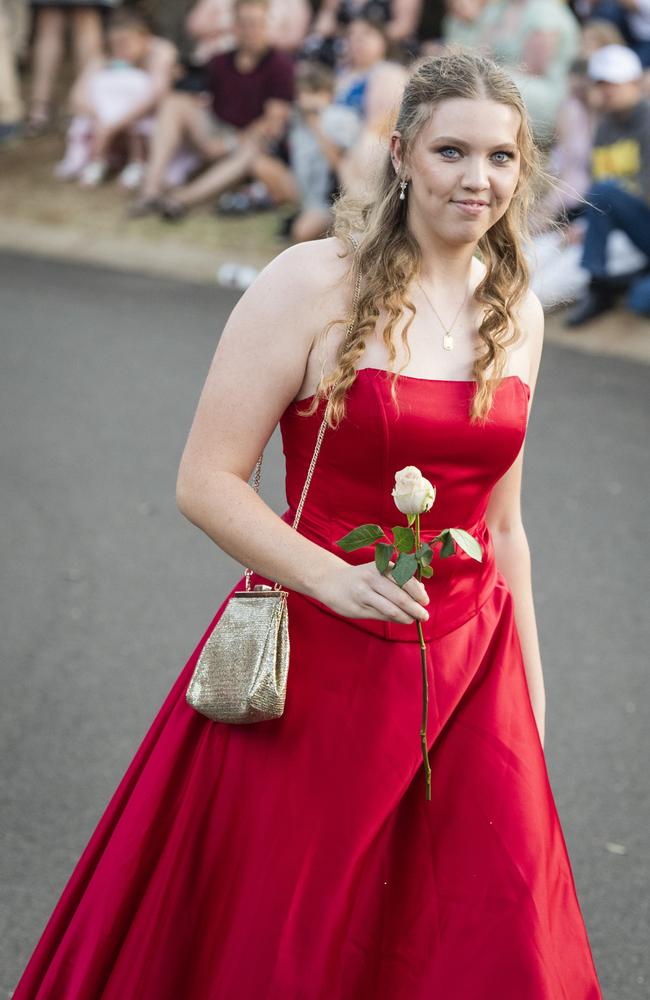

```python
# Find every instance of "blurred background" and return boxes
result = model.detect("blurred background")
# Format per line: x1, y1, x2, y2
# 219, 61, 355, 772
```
1, 1, 649, 997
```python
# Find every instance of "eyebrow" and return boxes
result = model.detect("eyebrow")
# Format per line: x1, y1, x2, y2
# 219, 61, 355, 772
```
429, 135, 518, 151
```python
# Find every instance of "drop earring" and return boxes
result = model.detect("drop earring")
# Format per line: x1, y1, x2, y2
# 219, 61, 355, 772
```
399, 179, 408, 201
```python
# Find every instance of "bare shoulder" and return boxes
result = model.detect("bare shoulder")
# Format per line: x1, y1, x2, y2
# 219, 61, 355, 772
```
207, 237, 355, 409
262, 235, 354, 299
235, 236, 353, 346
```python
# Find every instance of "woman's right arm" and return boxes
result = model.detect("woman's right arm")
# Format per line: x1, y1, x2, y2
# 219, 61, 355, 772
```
175, 239, 429, 626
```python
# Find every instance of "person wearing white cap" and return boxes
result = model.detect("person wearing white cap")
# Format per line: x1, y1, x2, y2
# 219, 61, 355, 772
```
566, 43, 650, 325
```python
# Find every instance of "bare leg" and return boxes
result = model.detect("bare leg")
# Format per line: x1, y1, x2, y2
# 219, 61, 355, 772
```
70, 6, 103, 72
249, 152, 300, 204
0, 2, 23, 122
172, 144, 258, 208
141, 93, 230, 199
28, 7, 65, 121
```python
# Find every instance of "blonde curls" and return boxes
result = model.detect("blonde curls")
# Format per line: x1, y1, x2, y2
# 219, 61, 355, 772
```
297, 48, 548, 429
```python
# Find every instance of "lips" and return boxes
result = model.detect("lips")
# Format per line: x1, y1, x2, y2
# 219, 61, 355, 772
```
453, 200, 489, 206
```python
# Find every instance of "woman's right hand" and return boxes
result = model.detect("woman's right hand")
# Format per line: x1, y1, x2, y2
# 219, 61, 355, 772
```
314, 559, 430, 625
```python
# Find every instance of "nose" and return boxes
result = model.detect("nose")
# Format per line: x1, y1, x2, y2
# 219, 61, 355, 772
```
461, 156, 490, 192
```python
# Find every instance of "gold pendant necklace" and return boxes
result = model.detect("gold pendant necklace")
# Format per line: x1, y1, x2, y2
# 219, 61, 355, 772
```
417, 279, 469, 352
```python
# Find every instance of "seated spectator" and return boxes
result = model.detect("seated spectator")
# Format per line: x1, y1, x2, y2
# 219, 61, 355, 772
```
129, 0, 294, 218
312, 0, 422, 61
443, 0, 581, 144
54, 10, 177, 188
590, 0, 650, 67
185, 0, 312, 62
0, 0, 27, 141
532, 57, 596, 229
311, 0, 423, 59
333, 9, 409, 196
581, 16, 626, 57
566, 43, 650, 324
281, 60, 362, 240
25, 0, 109, 135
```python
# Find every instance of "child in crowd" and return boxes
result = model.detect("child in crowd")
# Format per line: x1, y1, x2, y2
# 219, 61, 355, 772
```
55, 10, 177, 188
283, 59, 362, 240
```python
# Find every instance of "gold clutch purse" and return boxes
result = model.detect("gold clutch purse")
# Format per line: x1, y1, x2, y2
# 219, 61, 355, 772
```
185, 241, 362, 724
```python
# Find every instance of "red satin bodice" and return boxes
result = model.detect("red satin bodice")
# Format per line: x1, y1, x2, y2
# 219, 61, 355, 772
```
279, 368, 530, 640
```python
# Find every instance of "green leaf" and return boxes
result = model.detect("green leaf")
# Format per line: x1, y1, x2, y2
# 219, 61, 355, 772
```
392, 525, 415, 553
420, 564, 434, 578
374, 542, 394, 574
449, 527, 483, 562
415, 543, 433, 566
440, 532, 456, 558
407, 513, 416, 527
335, 524, 385, 552
390, 552, 419, 587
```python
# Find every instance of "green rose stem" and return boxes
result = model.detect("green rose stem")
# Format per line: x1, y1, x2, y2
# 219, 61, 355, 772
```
414, 512, 432, 801
334, 470, 482, 803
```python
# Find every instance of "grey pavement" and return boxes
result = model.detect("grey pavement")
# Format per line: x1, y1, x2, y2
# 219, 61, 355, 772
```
1, 251, 648, 999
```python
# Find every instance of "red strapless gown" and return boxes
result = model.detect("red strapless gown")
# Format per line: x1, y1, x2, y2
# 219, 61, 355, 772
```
12, 369, 603, 999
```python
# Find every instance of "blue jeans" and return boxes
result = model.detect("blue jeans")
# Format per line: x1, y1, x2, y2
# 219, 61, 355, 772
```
581, 180, 650, 315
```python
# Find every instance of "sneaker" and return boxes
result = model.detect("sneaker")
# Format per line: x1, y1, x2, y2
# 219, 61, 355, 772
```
564, 282, 619, 327
127, 194, 164, 219
118, 161, 145, 190
216, 181, 275, 216
79, 160, 109, 187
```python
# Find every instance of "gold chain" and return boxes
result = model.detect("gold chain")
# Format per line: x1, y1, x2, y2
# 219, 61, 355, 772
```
416, 279, 469, 352
245, 236, 363, 591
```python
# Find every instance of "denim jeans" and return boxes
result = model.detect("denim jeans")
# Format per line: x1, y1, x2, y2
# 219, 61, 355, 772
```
581, 179, 650, 315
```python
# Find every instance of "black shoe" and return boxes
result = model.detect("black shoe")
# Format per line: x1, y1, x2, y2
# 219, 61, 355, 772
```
275, 211, 299, 239
565, 284, 618, 327
159, 196, 188, 222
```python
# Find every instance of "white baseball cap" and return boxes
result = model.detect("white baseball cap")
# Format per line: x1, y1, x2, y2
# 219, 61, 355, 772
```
587, 44, 643, 85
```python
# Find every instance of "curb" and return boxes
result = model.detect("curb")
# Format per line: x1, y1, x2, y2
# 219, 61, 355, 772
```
0, 218, 648, 365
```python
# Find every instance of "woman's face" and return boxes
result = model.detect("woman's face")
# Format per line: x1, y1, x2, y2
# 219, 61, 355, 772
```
346, 20, 387, 70
392, 97, 522, 247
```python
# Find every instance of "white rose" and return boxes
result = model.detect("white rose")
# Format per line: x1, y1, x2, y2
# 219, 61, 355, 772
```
391, 465, 436, 515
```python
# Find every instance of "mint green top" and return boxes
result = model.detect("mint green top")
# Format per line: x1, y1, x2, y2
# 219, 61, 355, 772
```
443, 0, 580, 140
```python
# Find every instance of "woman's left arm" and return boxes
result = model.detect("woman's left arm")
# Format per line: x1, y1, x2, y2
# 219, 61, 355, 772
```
485, 290, 546, 748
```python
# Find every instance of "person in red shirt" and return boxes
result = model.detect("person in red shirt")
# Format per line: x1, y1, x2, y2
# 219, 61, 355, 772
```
129, 0, 295, 218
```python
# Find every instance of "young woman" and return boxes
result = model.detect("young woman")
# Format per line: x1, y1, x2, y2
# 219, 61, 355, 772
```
12, 50, 603, 999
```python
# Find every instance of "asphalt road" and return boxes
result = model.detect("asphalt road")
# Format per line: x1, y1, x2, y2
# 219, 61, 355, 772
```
1, 251, 648, 999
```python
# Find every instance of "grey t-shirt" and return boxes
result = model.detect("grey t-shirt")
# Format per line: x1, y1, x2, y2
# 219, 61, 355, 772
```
288, 103, 362, 213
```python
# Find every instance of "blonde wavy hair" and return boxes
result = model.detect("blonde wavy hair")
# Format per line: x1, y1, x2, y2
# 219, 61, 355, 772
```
297, 48, 546, 428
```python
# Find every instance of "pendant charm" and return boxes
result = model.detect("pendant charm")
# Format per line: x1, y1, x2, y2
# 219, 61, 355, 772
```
443, 333, 454, 351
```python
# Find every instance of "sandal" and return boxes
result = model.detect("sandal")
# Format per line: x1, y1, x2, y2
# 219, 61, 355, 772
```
158, 196, 188, 222
24, 103, 53, 138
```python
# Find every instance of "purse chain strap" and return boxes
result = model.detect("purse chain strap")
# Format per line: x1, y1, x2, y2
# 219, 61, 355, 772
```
244, 236, 363, 591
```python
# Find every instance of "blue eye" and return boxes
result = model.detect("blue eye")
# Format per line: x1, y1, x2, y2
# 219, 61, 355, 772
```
439, 147, 460, 159
491, 151, 514, 163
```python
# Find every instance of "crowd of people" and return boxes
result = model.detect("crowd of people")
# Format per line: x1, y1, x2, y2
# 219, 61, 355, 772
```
1, 0, 650, 322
